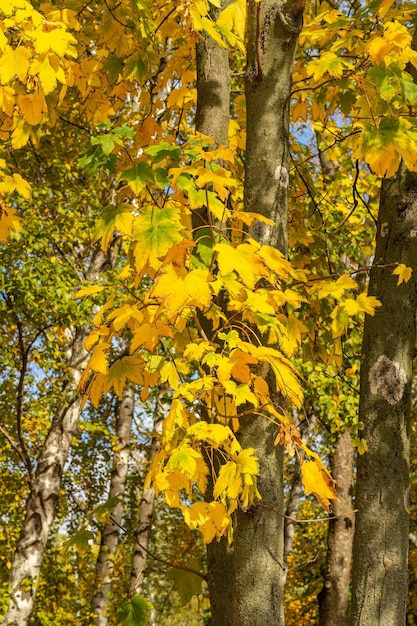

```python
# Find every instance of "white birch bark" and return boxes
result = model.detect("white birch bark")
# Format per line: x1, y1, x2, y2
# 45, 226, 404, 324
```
91, 386, 135, 625
3, 249, 110, 626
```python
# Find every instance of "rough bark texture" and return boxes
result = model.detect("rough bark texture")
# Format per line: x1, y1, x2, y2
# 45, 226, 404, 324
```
245, 0, 304, 254
231, 2, 304, 625
350, 166, 417, 625
195, 4, 231, 147
129, 387, 168, 597
3, 249, 110, 626
91, 386, 135, 625
318, 429, 354, 626
194, 6, 236, 624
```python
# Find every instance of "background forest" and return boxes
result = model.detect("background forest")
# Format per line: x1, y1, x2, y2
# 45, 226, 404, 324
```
1, 0, 417, 624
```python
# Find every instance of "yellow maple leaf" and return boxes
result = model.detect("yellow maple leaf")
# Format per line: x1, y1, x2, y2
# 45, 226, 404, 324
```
317, 274, 357, 299
216, 0, 246, 41
74, 285, 107, 299
356, 293, 381, 315
17, 91, 48, 125
366, 37, 391, 64
393, 263, 413, 285
0, 205, 21, 241
301, 459, 338, 512
30, 56, 58, 95
151, 266, 212, 313
12, 173, 31, 198
0, 45, 31, 83
214, 242, 268, 289
30, 27, 77, 57
11, 119, 31, 149
105, 356, 144, 397
213, 460, 242, 504
160, 360, 181, 389
89, 342, 111, 374
130, 321, 174, 352
250, 345, 303, 408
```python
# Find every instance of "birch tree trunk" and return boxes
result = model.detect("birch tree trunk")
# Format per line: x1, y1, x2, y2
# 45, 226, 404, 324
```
91, 386, 135, 625
129, 386, 168, 596
3, 249, 111, 626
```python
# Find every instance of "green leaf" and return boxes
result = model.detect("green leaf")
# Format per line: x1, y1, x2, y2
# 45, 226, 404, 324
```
119, 162, 155, 194
93, 204, 133, 252
116, 595, 153, 626
367, 65, 398, 102
144, 141, 181, 163
62, 529, 95, 554
103, 54, 123, 84
167, 559, 203, 605
93, 496, 123, 523
401, 72, 417, 105
133, 206, 183, 270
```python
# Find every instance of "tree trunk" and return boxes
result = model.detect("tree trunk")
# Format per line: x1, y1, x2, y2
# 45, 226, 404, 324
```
230, 2, 304, 625
91, 386, 135, 625
129, 386, 168, 597
350, 165, 417, 624
318, 429, 354, 626
194, 6, 236, 624
3, 249, 111, 626
283, 412, 316, 582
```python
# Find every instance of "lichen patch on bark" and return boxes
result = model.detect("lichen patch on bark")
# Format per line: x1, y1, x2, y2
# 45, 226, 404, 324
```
380, 222, 389, 237
368, 355, 407, 405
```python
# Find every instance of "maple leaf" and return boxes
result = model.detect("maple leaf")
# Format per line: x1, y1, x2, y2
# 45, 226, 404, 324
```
0, 205, 21, 241
17, 92, 48, 125
0, 45, 32, 83
88, 342, 111, 374
317, 274, 358, 299
133, 207, 184, 272
393, 263, 413, 285
301, 459, 338, 512
130, 321, 174, 352
214, 242, 268, 288
105, 356, 144, 396
94, 203, 133, 252
151, 266, 212, 313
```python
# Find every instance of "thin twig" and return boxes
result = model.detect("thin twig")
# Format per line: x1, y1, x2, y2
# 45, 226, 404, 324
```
256, 501, 356, 524
0, 425, 29, 470
110, 515, 208, 581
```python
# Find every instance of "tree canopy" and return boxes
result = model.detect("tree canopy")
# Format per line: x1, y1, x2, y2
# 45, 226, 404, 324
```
1, 0, 417, 624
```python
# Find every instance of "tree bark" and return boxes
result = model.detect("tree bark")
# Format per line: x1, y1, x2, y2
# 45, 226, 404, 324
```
3, 249, 111, 626
194, 6, 236, 624
350, 165, 417, 624
91, 386, 135, 625
230, 2, 304, 625
318, 429, 354, 626
129, 386, 168, 597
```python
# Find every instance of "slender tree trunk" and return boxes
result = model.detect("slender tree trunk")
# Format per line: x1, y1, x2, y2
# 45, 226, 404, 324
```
194, 6, 236, 624
3, 249, 111, 626
283, 412, 316, 582
350, 163, 417, 624
318, 429, 354, 626
91, 386, 135, 625
129, 386, 168, 596
230, 2, 304, 625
